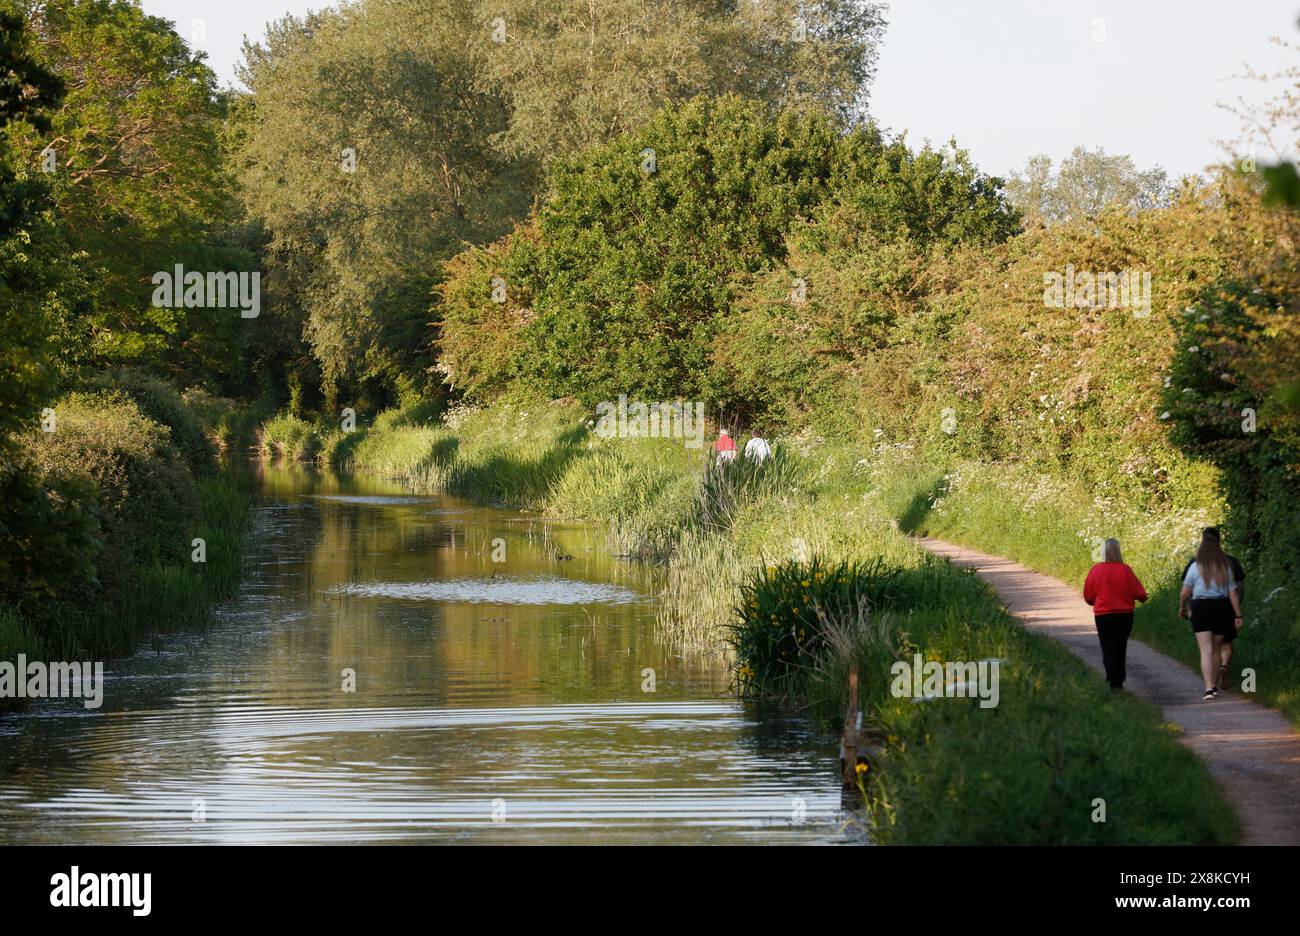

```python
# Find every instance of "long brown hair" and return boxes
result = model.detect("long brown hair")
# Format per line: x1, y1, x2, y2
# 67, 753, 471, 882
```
1196, 532, 1229, 590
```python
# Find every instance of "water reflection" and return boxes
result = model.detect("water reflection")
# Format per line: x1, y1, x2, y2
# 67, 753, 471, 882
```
0, 462, 844, 844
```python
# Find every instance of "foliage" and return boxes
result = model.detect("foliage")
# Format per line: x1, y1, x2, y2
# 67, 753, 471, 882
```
235, 0, 530, 405
181, 385, 267, 450
0, 458, 99, 610
260, 412, 331, 461
437, 97, 1017, 408
79, 369, 217, 474
8, 0, 247, 379
731, 556, 906, 696
478, 0, 887, 162
1, 387, 251, 672
1006, 146, 1173, 226
21, 392, 199, 597
0, 4, 97, 620
0, 1, 64, 448
236, 0, 891, 406
0, 5, 63, 131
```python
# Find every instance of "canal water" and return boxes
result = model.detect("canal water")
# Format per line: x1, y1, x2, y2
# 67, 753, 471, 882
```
0, 464, 845, 844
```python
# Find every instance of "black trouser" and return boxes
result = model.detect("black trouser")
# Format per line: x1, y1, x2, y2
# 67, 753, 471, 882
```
1094, 612, 1134, 688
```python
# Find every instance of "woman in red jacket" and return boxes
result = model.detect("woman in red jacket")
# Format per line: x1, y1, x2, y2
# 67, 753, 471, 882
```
1083, 539, 1149, 690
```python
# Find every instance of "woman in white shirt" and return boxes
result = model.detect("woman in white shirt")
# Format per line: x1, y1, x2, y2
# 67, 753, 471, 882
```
1179, 531, 1244, 700
743, 435, 772, 463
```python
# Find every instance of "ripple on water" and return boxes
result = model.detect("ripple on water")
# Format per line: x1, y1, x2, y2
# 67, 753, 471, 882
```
309, 495, 437, 505
1, 701, 847, 844
329, 576, 644, 605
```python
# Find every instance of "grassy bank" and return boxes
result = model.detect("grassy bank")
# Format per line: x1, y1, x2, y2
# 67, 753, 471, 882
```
0, 473, 252, 664
732, 553, 1237, 844
298, 399, 1241, 843
0, 378, 254, 707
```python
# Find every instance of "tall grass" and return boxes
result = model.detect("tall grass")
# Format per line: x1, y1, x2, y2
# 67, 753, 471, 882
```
182, 387, 270, 452
0, 606, 37, 667
657, 530, 749, 652
260, 413, 333, 461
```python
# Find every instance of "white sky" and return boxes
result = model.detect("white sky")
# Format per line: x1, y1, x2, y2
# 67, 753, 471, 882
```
141, 0, 1299, 178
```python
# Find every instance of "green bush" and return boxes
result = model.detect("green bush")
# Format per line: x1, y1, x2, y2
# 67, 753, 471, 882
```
79, 369, 216, 474
22, 391, 199, 598
0, 386, 253, 673
438, 96, 1016, 408
693, 446, 807, 533
181, 386, 267, 451
0, 459, 99, 610
260, 412, 330, 461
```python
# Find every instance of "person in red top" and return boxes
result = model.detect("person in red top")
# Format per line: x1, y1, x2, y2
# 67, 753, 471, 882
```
713, 428, 737, 465
1083, 538, 1149, 690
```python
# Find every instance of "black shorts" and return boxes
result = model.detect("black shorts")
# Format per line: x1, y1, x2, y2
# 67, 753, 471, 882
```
1190, 597, 1236, 638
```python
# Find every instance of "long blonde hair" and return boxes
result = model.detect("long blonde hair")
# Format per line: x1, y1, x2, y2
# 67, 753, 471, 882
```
1196, 532, 1229, 589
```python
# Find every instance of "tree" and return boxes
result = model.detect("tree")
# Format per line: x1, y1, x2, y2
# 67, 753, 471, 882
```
1216, 30, 1300, 420
0, 3, 99, 611
477, 0, 887, 162
6, 0, 244, 381
0, 1, 64, 443
1006, 146, 1172, 226
437, 97, 1017, 409
235, 0, 532, 408
235, 0, 888, 408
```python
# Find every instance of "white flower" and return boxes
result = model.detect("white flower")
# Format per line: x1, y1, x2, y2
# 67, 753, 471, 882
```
1159, 411, 1171, 420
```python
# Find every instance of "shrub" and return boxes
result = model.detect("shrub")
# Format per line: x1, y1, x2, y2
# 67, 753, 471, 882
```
22, 391, 199, 598
182, 385, 265, 451
0, 459, 99, 611
438, 96, 1016, 407
78, 369, 216, 474
260, 412, 328, 461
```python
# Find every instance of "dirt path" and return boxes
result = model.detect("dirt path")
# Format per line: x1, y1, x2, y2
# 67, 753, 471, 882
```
917, 536, 1300, 846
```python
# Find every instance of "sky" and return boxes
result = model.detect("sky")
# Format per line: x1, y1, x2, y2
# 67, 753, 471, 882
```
140, 0, 1299, 179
